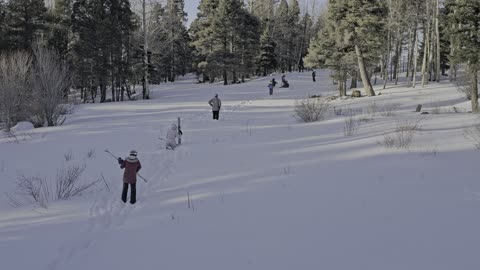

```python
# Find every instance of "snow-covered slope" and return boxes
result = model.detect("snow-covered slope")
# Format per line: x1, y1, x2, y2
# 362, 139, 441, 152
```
1, 70, 479, 270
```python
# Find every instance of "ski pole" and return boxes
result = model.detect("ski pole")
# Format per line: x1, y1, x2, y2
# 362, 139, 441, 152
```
104, 149, 148, 183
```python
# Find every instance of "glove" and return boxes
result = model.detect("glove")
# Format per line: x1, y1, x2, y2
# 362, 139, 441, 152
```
179, 129, 183, 135
118, 157, 123, 164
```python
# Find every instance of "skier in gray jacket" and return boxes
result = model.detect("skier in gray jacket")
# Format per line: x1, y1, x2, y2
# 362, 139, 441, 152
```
208, 94, 221, 120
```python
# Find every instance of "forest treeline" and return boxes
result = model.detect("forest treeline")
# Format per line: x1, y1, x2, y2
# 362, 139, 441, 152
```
0, 0, 479, 130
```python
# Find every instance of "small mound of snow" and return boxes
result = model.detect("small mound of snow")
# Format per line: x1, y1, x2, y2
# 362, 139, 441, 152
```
11, 121, 34, 132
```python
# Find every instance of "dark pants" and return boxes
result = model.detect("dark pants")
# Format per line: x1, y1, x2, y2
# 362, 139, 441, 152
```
212, 110, 219, 120
121, 183, 136, 204
313, 77, 316, 82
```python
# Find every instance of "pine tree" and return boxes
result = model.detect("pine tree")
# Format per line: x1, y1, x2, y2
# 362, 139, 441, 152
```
258, 25, 277, 76
210, 0, 242, 85
0, 0, 8, 51
5, 0, 48, 51
71, 0, 135, 103
46, 0, 71, 60
286, 0, 300, 71
304, 8, 356, 97
191, 0, 259, 84
233, 3, 260, 82
150, 0, 191, 82
446, 0, 480, 112
249, 0, 277, 30
296, 12, 313, 72
273, 0, 289, 72
190, 0, 219, 82
328, 0, 388, 96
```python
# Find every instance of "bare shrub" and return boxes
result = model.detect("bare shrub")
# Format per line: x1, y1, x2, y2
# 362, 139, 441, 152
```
31, 44, 73, 127
86, 149, 96, 159
431, 102, 442, 114
294, 97, 330, 122
64, 151, 73, 161
344, 116, 360, 136
366, 101, 378, 116
455, 67, 474, 100
55, 164, 97, 200
382, 133, 396, 148
8, 163, 98, 207
14, 175, 50, 208
381, 120, 421, 149
465, 123, 480, 149
380, 103, 399, 117
0, 51, 33, 131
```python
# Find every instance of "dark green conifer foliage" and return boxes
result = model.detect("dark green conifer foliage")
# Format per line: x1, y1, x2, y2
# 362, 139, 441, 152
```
327, 0, 387, 96
446, 0, 480, 112
5, 0, 48, 51
150, 0, 192, 83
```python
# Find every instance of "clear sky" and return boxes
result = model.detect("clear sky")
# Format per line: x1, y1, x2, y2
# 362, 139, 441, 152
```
184, 0, 326, 27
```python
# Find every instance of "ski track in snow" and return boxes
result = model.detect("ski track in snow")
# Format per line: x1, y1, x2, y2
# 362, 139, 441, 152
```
43, 100, 253, 269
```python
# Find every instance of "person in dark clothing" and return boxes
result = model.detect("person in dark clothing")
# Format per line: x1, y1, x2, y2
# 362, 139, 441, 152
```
268, 83, 274, 95
280, 75, 289, 88
271, 78, 277, 87
208, 94, 222, 120
312, 70, 316, 82
118, 150, 142, 204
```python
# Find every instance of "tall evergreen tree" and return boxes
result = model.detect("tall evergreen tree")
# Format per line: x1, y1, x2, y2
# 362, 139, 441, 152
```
446, 0, 480, 112
5, 0, 48, 51
150, 0, 191, 82
273, 0, 289, 72
286, 0, 300, 71
328, 0, 388, 96
305, 7, 356, 96
46, 0, 71, 59
190, 0, 219, 82
258, 25, 277, 76
71, 0, 135, 102
0, 0, 8, 51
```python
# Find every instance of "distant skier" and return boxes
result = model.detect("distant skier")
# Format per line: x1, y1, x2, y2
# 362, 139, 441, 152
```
118, 150, 142, 204
280, 75, 289, 88
312, 70, 316, 82
208, 94, 222, 120
271, 78, 277, 87
165, 123, 182, 150
268, 82, 274, 95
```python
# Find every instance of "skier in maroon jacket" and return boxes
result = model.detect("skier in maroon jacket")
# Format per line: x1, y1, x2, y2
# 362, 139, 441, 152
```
118, 150, 142, 204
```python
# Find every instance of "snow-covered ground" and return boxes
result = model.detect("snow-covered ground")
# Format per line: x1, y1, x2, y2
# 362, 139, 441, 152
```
1, 70, 480, 270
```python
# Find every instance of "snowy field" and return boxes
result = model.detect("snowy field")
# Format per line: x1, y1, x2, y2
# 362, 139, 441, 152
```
1, 70, 480, 270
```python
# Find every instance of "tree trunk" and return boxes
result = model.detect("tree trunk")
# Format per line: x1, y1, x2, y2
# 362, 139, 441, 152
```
142, 0, 150, 99
350, 71, 357, 89
395, 38, 402, 85
471, 69, 479, 113
223, 69, 227, 85
412, 30, 419, 88
383, 28, 391, 89
355, 44, 375, 96
111, 74, 115, 102
338, 79, 344, 97
421, 16, 431, 87
435, 0, 441, 82
408, 24, 417, 79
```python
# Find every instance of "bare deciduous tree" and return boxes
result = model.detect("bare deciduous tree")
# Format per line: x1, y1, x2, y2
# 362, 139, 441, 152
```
31, 44, 73, 127
0, 51, 32, 131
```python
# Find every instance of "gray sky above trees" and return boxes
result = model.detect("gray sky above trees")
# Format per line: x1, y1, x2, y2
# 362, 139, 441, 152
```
184, 0, 326, 27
